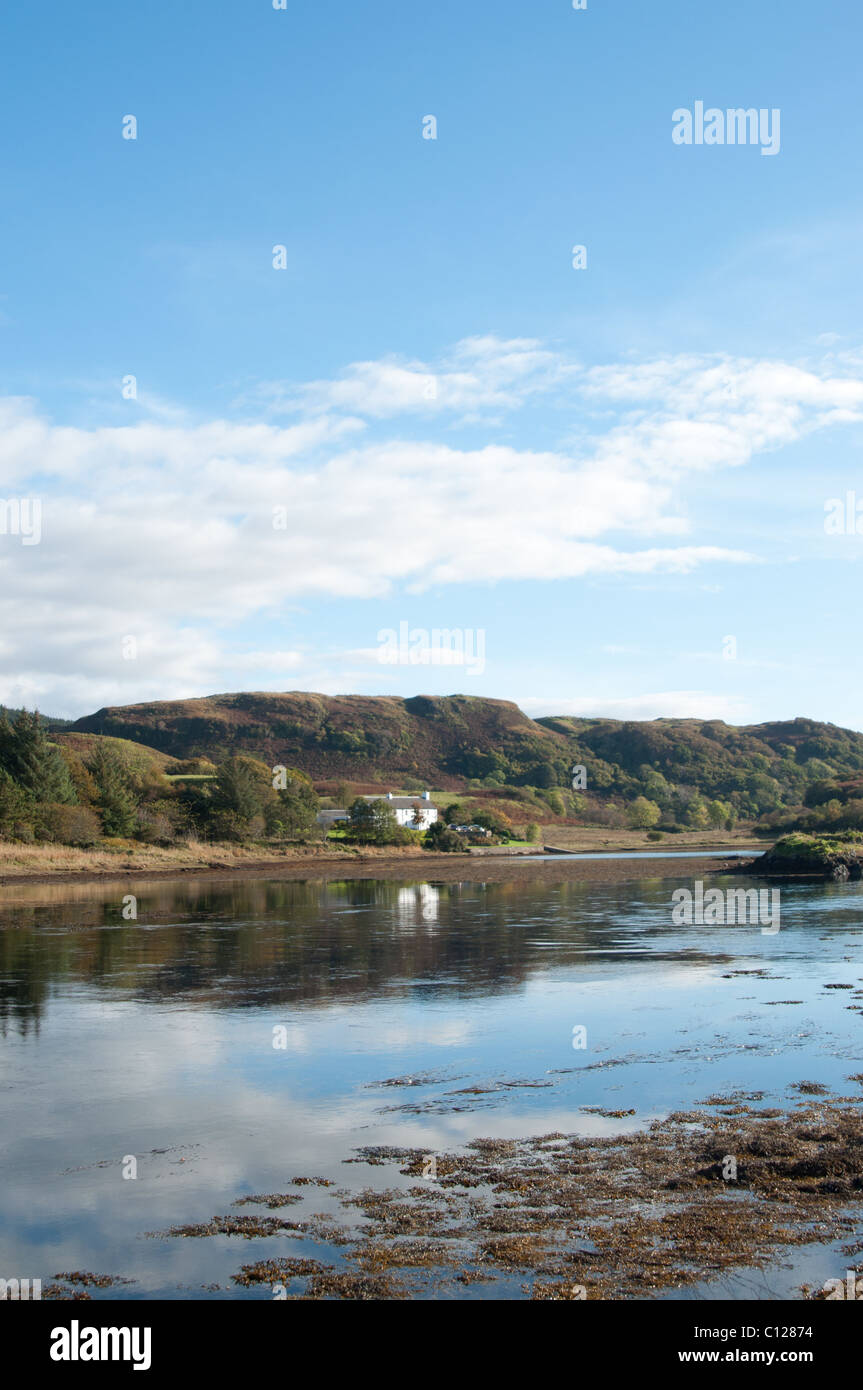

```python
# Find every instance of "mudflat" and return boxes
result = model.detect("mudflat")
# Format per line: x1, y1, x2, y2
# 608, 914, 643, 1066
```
0, 848, 758, 897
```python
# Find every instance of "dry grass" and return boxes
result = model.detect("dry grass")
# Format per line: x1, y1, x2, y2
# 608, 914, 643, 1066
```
0, 825, 765, 887
0, 837, 432, 883
0, 841, 202, 876
540, 826, 767, 853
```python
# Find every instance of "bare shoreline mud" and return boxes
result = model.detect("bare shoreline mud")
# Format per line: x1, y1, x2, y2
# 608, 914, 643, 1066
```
0, 849, 759, 899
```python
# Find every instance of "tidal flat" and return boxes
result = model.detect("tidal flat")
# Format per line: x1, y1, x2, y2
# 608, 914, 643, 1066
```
2, 863, 862, 1300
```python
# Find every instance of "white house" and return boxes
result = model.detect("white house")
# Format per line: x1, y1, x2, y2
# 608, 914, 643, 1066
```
317, 791, 439, 831
362, 791, 439, 830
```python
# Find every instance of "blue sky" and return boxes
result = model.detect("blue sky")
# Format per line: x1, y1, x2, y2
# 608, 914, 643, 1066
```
1, 0, 862, 727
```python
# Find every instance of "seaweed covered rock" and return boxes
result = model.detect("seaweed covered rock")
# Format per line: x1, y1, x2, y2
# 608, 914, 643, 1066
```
755, 832, 863, 880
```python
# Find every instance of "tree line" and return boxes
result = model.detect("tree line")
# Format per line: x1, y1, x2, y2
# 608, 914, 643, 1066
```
0, 711, 320, 846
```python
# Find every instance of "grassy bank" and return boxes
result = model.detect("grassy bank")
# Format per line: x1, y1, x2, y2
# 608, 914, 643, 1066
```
0, 837, 437, 883
0, 829, 769, 893
538, 826, 768, 853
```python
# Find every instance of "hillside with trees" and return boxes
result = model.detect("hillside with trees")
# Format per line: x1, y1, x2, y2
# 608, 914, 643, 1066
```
3, 695, 862, 849
0, 709, 320, 849
62, 692, 863, 835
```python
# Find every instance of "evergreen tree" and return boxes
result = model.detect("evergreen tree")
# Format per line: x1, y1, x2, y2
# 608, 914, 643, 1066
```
86, 743, 137, 836
270, 768, 319, 837
212, 756, 274, 823
0, 709, 15, 778
0, 709, 77, 803
0, 767, 33, 837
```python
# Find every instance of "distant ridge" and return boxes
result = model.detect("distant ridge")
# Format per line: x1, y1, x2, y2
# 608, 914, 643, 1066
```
70, 692, 863, 812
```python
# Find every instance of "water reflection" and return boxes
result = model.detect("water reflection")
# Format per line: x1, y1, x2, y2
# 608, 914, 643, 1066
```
2, 873, 862, 1037
0, 875, 741, 1034
1, 870, 863, 1298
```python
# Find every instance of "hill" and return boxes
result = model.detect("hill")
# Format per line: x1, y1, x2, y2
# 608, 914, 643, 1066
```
71, 693, 562, 787
537, 714, 863, 811
70, 694, 863, 822
54, 731, 174, 777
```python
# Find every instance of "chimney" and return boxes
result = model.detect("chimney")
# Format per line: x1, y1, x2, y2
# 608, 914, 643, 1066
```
386, 792, 393, 800
422, 791, 430, 800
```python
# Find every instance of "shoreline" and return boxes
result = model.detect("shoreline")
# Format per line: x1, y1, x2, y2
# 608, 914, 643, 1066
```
0, 845, 761, 896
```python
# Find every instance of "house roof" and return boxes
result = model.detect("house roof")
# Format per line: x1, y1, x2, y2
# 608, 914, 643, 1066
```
360, 795, 438, 810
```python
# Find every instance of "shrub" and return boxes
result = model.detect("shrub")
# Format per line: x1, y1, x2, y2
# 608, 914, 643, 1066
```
37, 803, 101, 846
470, 808, 513, 838
424, 822, 467, 852
135, 799, 186, 844
345, 798, 413, 845
207, 809, 250, 842
626, 797, 662, 829
165, 758, 217, 776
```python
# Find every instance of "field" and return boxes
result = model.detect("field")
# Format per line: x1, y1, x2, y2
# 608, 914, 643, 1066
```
538, 825, 768, 853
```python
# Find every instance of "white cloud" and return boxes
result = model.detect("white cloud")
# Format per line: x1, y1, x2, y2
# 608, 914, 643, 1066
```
520, 692, 754, 722
3, 336, 863, 713
246, 334, 569, 420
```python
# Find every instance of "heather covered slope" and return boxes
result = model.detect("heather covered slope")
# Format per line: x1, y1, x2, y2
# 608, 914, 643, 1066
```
72, 693, 566, 789
71, 694, 863, 819
537, 714, 863, 811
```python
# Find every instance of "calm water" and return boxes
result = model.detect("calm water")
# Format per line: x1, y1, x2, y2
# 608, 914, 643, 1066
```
1, 863, 862, 1300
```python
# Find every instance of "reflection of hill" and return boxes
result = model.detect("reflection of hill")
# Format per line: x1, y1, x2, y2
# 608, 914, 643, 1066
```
0, 876, 727, 1034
